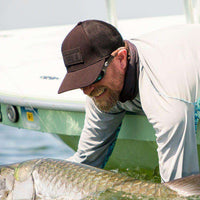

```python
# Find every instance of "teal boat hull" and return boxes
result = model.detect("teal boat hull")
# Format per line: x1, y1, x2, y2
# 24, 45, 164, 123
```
1, 103, 200, 171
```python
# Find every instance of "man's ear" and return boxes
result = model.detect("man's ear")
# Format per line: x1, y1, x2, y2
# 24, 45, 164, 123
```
117, 49, 127, 72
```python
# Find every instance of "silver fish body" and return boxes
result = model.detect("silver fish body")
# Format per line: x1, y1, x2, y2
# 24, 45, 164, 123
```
0, 158, 199, 200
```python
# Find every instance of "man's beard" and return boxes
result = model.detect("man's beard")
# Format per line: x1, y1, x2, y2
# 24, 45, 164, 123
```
89, 86, 120, 112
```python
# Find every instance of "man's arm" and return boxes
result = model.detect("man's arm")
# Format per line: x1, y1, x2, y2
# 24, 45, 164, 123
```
139, 66, 200, 182
67, 96, 126, 168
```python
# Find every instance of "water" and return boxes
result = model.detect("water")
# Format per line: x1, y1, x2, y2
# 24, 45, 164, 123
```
0, 124, 75, 165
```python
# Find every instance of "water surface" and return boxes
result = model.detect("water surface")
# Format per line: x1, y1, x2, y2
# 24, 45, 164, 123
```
0, 124, 75, 165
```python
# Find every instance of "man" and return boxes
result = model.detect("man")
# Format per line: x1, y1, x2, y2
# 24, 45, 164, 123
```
58, 20, 200, 182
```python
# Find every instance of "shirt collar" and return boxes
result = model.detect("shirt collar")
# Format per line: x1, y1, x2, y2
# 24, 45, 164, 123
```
119, 40, 139, 103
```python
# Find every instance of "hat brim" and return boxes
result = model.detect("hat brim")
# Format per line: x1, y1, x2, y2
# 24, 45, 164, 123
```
58, 59, 105, 94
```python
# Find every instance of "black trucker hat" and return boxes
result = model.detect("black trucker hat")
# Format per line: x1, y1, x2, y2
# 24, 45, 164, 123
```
58, 20, 124, 94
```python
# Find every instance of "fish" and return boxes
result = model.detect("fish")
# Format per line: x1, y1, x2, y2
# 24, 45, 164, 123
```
0, 158, 199, 200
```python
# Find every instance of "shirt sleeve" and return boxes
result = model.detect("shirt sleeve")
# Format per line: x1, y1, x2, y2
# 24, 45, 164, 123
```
67, 96, 126, 168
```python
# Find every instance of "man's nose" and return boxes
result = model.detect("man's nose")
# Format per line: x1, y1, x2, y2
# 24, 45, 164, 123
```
82, 85, 94, 96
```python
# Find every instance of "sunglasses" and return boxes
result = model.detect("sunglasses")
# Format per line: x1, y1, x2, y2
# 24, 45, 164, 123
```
92, 55, 114, 84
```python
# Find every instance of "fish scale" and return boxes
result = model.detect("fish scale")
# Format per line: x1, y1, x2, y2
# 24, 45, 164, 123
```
0, 158, 200, 200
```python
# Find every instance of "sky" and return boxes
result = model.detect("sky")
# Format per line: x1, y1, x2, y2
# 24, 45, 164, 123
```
0, 0, 185, 30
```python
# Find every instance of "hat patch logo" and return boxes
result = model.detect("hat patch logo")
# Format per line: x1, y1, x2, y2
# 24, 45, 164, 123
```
63, 48, 83, 67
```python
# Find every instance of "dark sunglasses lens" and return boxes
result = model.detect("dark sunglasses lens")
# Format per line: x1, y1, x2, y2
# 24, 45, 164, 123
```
92, 55, 113, 84
93, 71, 105, 84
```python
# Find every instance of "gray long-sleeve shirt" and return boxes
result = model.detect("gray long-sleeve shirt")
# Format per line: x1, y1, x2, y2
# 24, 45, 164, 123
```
68, 24, 200, 182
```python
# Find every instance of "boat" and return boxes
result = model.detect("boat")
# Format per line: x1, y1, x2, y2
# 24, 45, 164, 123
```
0, 1, 200, 171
